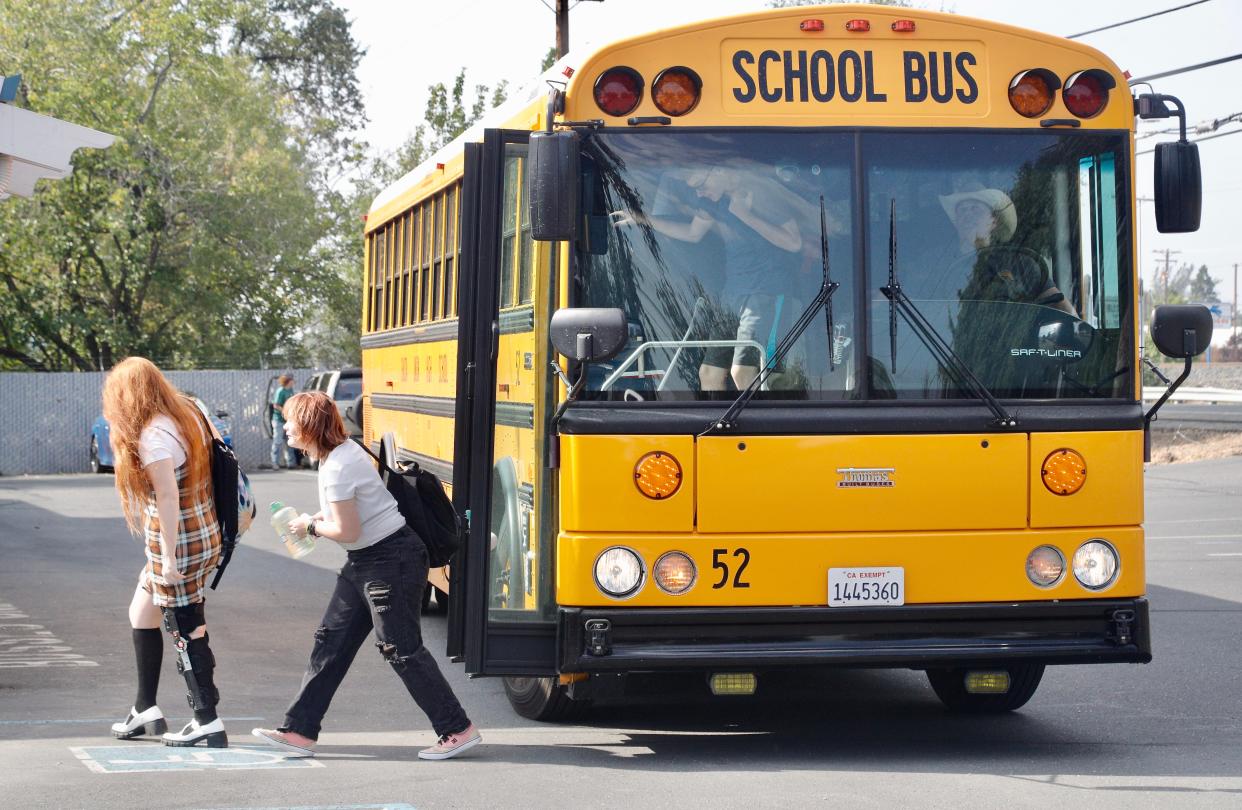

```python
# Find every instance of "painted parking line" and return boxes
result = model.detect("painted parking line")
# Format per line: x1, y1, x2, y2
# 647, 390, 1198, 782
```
70, 745, 325, 773
0, 602, 98, 668
0, 716, 263, 727
200, 806, 415, 810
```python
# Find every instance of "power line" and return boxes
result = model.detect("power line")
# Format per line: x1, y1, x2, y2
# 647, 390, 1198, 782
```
1128, 53, 1242, 84
1137, 127, 1242, 155
1066, 0, 1214, 39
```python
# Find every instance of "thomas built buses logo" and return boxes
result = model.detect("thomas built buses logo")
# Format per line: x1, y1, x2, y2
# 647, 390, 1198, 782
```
836, 467, 895, 488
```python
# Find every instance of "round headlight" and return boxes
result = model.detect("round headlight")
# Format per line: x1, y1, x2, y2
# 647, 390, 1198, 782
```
1072, 540, 1119, 590
1026, 545, 1066, 587
653, 551, 696, 594
594, 546, 644, 598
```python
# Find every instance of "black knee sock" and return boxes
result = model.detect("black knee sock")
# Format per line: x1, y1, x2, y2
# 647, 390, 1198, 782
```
132, 628, 162, 712
187, 635, 219, 725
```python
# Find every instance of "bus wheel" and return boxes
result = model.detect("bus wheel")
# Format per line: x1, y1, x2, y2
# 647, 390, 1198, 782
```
503, 676, 586, 722
926, 664, 1045, 713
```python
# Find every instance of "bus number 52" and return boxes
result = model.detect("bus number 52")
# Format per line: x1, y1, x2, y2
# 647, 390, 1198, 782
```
712, 548, 751, 589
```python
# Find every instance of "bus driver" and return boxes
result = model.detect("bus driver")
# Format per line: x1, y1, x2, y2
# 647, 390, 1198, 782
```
941, 187, 1076, 316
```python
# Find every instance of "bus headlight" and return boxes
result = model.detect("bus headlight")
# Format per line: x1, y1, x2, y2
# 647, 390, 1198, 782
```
1072, 540, 1119, 590
1026, 545, 1065, 587
594, 546, 644, 598
653, 551, 696, 594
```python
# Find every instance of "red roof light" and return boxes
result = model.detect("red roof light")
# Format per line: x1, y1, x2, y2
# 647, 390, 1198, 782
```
593, 66, 643, 117
892, 20, 916, 32
800, 19, 824, 32
845, 19, 870, 32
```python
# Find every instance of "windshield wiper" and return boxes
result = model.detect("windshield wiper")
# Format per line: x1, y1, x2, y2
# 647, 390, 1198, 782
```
702, 197, 840, 435
879, 199, 1018, 428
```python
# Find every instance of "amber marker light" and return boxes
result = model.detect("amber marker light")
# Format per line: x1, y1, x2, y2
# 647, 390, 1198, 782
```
652, 67, 702, 116
1009, 69, 1059, 118
1042, 448, 1087, 495
654, 551, 697, 594
635, 451, 682, 499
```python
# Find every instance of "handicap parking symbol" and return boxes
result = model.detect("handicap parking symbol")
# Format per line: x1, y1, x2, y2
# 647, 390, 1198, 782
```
70, 744, 325, 773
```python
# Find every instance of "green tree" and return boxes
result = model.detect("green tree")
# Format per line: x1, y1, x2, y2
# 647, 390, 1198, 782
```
1188, 264, 1220, 303
0, 0, 366, 371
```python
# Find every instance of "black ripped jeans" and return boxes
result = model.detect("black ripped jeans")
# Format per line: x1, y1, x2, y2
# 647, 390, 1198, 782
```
282, 526, 470, 740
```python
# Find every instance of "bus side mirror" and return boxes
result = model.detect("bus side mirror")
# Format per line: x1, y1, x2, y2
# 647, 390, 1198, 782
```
1153, 141, 1201, 233
549, 308, 627, 362
1151, 304, 1212, 359
528, 130, 581, 242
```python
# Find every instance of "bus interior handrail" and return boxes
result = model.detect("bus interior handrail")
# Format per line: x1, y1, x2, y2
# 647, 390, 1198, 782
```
600, 339, 766, 391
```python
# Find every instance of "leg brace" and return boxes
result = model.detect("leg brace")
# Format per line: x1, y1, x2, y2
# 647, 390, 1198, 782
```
162, 604, 218, 712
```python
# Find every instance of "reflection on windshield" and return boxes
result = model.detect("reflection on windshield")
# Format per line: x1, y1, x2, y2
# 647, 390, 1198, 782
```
574, 130, 1132, 403
579, 131, 856, 401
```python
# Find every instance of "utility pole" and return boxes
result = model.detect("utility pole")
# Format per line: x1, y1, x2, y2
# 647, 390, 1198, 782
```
1152, 248, 1181, 304
1234, 262, 1238, 343
555, 0, 569, 59
553, 0, 604, 60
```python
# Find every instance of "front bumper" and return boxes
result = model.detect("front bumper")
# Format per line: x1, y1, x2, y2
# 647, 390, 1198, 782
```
558, 598, 1150, 672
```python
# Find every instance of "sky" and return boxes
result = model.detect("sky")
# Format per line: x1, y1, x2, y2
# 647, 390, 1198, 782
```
336, 0, 1242, 315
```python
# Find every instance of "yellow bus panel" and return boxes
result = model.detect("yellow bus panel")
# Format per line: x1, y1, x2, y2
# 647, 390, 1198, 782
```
1030, 430, 1143, 528
556, 526, 1144, 607
696, 433, 1027, 533
560, 434, 696, 533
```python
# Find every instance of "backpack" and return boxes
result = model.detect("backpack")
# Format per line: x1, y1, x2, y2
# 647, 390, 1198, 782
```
356, 440, 460, 568
188, 404, 256, 589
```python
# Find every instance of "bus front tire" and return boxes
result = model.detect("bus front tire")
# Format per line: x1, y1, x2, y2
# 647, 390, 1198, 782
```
503, 676, 586, 722
926, 663, 1045, 713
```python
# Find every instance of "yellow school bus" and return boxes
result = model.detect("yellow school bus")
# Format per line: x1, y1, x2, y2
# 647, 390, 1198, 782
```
360, 4, 1209, 720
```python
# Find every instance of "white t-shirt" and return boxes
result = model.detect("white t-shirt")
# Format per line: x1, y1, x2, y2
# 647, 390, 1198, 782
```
139, 414, 188, 469
318, 440, 406, 550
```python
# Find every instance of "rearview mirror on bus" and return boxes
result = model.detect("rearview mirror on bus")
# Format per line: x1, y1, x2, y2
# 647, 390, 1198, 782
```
1150, 304, 1212, 359
549, 307, 627, 362
1153, 141, 1201, 234
529, 130, 581, 242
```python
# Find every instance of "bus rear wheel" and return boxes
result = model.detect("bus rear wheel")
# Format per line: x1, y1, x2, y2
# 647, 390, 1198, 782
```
503, 676, 587, 722
926, 664, 1045, 713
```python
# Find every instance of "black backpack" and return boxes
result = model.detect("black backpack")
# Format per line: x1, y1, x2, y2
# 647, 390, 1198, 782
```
356, 440, 461, 567
188, 405, 244, 589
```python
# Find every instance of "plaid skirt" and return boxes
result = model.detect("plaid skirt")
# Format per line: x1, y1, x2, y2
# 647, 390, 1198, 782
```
141, 463, 221, 607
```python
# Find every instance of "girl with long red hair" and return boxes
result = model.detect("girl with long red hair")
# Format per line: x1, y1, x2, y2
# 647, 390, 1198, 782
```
103, 357, 228, 748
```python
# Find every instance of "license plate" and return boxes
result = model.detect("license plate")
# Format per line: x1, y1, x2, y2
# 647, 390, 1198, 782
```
828, 567, 905, 606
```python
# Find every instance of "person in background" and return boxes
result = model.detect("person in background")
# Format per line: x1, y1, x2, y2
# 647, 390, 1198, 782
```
251, 391, 481, 761
269, 375, 295, 469
104, 357, 228, 748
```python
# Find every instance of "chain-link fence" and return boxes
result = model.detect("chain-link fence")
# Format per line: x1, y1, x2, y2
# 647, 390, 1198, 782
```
0, 368, 318, 475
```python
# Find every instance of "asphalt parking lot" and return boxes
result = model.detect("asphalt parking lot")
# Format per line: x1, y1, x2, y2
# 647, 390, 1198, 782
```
1, 459, 1240, 809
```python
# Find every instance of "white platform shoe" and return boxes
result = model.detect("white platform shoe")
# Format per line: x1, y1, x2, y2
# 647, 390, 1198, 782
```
111, 706, 168, 739
162, 717, 228, 747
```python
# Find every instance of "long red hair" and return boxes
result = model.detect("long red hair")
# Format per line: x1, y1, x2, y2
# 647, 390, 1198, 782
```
102, 357, 211, 535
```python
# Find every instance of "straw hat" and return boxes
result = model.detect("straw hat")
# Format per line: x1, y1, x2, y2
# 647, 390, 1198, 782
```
938, 188, 1017, 243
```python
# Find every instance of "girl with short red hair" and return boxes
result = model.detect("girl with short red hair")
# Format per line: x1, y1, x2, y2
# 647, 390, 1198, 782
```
252, 391, 480, 761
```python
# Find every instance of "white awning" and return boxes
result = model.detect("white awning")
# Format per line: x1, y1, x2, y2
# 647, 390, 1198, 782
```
0, 103, 116, 200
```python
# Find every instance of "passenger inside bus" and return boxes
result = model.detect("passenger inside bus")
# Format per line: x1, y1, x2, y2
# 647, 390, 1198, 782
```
615, 162, 810, 393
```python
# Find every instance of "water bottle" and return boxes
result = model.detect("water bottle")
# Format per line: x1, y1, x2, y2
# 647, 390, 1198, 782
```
270, 501, 314, 558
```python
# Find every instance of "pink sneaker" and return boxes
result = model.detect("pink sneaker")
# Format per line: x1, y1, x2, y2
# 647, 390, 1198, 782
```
418, 724, 482, 760
251, 727, 316, 757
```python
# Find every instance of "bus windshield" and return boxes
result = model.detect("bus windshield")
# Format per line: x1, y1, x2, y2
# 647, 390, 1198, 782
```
575, 129, 1132, 403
